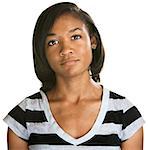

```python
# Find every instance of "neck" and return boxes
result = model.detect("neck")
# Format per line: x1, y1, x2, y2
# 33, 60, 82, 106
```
49, 72, 101, 103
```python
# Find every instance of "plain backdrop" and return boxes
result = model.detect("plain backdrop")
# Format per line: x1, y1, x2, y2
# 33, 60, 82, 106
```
0, 0, 147, 149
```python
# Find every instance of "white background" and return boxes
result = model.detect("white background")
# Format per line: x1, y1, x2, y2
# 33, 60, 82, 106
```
0, 0, 147, 149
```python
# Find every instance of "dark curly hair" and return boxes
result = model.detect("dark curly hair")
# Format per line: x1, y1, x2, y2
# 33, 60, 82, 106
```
33, 2, 105, 92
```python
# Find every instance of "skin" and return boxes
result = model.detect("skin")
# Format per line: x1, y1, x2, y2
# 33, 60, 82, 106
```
45, 14, 95, 79
7, 128, 29, 150
45, 13, 102, 139
7, 14, 144, 149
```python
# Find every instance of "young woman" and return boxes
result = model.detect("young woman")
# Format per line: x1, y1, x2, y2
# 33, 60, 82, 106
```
4, 2, 144, 150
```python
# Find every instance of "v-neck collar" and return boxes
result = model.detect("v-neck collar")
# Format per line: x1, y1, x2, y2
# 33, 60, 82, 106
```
40, 86, 109, 146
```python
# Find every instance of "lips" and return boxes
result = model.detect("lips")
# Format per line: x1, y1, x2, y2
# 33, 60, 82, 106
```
60, 59, 80, 65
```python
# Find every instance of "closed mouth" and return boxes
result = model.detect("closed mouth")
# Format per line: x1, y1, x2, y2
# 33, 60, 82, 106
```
60, 59, 80, 65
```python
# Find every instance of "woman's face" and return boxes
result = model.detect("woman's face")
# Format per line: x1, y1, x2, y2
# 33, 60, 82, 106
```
45, 14, 96, 78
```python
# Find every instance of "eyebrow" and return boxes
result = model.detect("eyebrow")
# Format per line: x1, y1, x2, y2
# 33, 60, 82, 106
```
69, 27, 82, 33
47, 27, 82, 37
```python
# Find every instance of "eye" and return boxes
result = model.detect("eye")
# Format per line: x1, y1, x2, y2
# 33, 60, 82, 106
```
47, 40, 59, 46
71, 35, 81, 40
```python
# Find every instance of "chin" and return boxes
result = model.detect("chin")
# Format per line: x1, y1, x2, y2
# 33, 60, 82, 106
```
61, 68, 89, 79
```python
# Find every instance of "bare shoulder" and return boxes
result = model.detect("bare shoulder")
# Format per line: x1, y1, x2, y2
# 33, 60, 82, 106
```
7, 128, 29, 150
121, 127, 144, 150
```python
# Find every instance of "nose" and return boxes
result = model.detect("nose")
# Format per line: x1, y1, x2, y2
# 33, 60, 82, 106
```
59, 41, 74, 56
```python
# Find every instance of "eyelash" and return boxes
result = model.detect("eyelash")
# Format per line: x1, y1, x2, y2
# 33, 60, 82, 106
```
47, 35, 82, 47
71, 34, 81, 40
47, 40, 59, 46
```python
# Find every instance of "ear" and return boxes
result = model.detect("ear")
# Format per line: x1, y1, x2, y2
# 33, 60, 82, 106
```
90, 36, 97, 49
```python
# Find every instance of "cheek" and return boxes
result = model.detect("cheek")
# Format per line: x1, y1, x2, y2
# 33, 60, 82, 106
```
45, 51, 59, 68
77, 45, 92, 66
80, 40, 92, 60
85, 49, 93, 65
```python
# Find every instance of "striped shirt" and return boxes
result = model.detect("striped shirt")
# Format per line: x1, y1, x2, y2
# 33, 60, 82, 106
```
4, 87, 145, 150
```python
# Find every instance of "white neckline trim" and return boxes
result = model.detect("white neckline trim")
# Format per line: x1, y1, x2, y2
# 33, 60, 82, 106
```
40, 87, 109, 145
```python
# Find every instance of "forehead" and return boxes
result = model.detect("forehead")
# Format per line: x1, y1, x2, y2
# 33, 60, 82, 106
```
49, 14, 87, 33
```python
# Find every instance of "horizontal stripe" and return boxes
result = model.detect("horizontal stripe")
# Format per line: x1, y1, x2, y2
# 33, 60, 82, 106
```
28, 133, 72, 145
29, 145, 121, 150
3, 115, 29, 140
28, 133, 121, 146
121, 117, 145, 141
103, 110, 123, 124
79, 134, 121, 146
27, 92, 42, 99
8, 105, 26, 128
27, 122, 122, 138
26, 98, 45, 111
109, 91, 125, 99
27, 122, 56, 134
107, 98, 133, 112
26, 109, 47, 122
96, 123, 122, 136
122, 106, 141, 129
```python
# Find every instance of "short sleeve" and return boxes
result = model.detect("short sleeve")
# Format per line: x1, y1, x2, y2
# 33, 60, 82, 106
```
3, 99, 29, 140
120, 98, 145, 141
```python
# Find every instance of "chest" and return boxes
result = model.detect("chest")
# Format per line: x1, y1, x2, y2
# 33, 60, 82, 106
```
49, 100, 101, 139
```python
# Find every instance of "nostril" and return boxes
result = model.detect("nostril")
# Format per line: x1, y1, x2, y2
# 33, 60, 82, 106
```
59, 49, 74, 57
60, 51, 64, 57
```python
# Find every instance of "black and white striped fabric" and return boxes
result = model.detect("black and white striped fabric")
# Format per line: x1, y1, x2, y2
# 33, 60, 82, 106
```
4, 87, 144, 150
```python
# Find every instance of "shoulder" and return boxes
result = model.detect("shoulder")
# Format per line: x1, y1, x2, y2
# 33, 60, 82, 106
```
3, 90, 47, 141
106, 89, 133, 112
27, 91, 42, 99
103, 88, 144, 137
17, 91, 44, 111
109, 90, 126, 99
